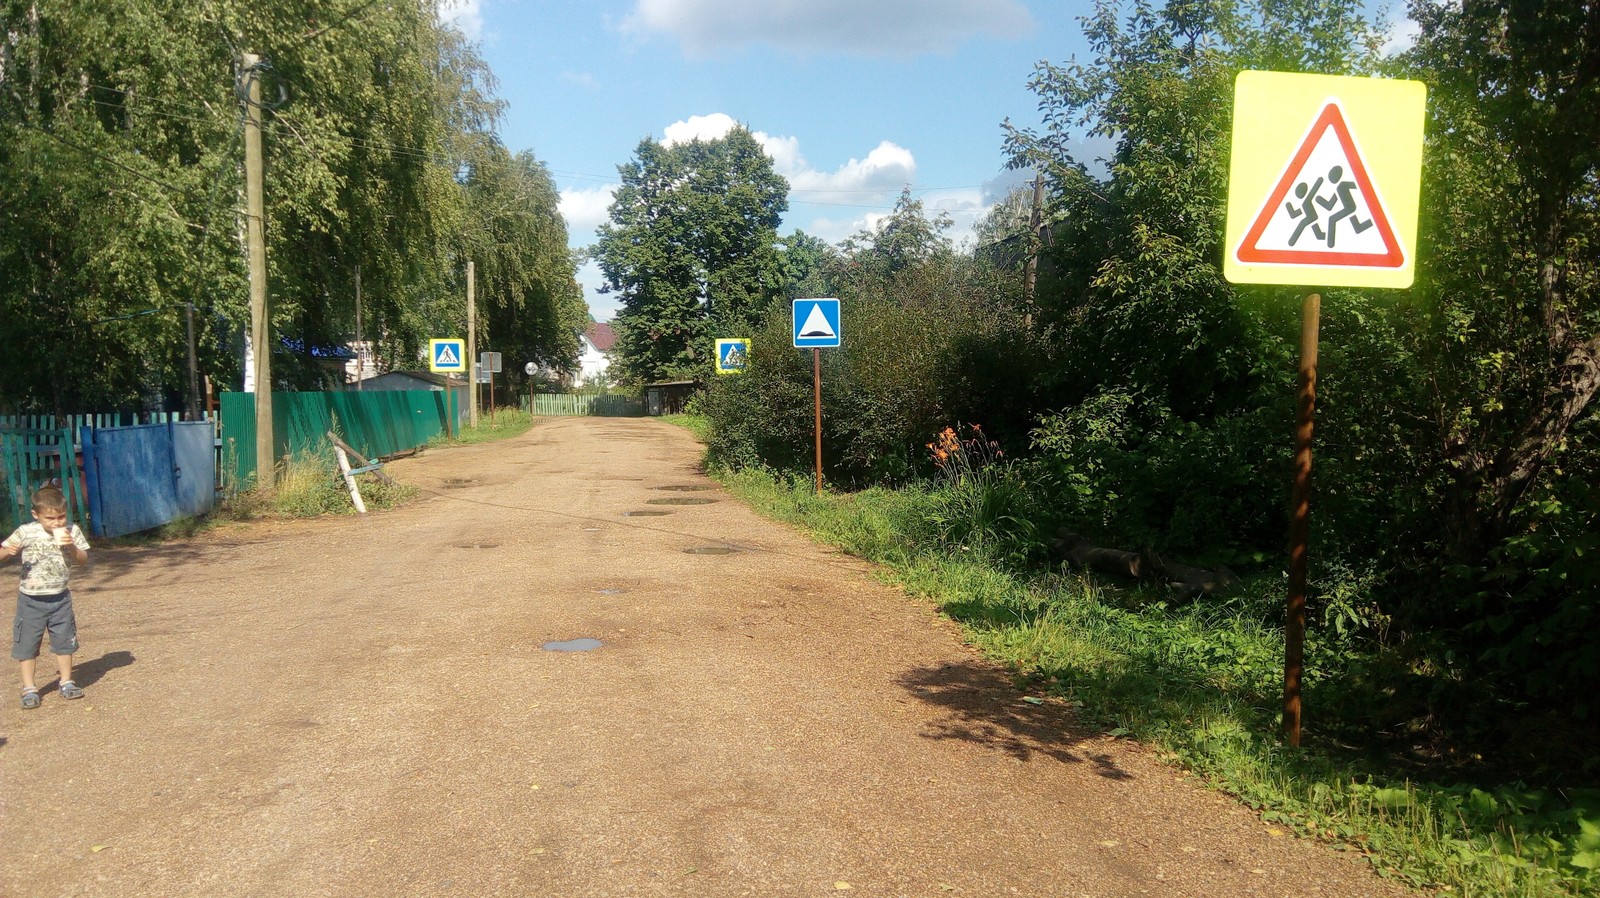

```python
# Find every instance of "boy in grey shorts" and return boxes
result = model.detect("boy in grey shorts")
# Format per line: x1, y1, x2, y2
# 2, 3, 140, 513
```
2, 485, 91, 709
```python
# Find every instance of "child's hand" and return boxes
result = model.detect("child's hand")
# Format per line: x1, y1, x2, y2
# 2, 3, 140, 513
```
54, 527, 73, 546
0, 542, 17, 557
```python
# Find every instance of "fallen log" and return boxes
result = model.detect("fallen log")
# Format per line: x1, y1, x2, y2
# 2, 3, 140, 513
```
1050, 528, 1236, 600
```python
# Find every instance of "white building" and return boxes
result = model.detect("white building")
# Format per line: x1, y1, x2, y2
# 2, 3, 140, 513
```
576, 322, 617, 387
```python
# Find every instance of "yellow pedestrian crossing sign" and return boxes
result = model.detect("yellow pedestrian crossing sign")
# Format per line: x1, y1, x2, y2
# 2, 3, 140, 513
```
1225, 71, 1426, 288
429, 338, 466, 373
715, 338, 750, 375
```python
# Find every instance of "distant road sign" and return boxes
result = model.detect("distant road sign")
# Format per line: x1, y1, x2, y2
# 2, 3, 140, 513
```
792, 298, 841, 348
480, 351, 502, 373
715, 338, 750, 375
1224, 71, 1426, 288
429, 338, 466, 373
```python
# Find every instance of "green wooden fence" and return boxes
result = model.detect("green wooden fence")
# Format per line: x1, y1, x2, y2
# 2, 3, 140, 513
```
219, 390, 452, 489
527, 393, 644, 417
1, 427, 90, 535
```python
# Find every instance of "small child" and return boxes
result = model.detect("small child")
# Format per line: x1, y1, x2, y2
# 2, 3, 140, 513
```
1, 485, 90, 709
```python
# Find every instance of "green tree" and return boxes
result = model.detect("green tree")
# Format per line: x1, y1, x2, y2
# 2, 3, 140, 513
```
775, 229, 837, 301
594, 126, 788, 384
0, 1, 578, 410
1402, 0, 1600, 564
838, 186, 954, 278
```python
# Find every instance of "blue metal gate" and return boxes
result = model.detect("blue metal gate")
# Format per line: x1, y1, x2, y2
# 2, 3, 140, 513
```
81, 421, 217, 538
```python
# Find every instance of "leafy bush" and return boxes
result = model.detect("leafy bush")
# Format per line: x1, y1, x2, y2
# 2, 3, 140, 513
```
701, 257, 1038, 487
1028, 388, 1286, 560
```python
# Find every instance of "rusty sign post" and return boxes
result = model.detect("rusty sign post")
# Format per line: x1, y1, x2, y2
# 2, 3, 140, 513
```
1283, 293, 1320, 746
793, 299, 841, 496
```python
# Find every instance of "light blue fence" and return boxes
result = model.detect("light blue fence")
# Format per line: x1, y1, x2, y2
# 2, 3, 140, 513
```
81, 421, 217, 538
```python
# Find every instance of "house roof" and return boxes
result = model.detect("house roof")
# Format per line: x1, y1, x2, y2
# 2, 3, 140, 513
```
365, 370, 462, 389
585, 321, 618, 352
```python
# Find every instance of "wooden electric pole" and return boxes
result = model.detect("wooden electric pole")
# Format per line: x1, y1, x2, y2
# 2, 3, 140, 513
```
1024, 175, 1044, 329
241, 52, 274, 489
354, 263, 363, 390
467, 260, 478, 428
184, 302, 200, 420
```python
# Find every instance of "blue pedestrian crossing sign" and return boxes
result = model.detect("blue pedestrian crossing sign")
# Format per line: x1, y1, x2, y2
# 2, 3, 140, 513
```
715, 338, 750, 375
792, 298, 841, 348
429, 338, 467, 373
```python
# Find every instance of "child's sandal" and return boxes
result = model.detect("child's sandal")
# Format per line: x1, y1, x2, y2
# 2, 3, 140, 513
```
59, 681, 84, 700
20, 689, 40, 710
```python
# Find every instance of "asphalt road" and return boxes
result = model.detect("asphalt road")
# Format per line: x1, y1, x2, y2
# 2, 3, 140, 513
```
0, 417, 1409, 897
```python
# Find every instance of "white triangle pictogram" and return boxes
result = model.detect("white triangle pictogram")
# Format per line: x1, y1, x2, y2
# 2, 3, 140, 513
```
1236, 101, 1404, 269
799, 304, 835, 338
436, 345, 460, 366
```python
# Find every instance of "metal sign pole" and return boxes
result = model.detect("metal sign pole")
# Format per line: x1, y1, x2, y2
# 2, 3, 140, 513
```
813, 348, 823, 495
1283, 292, 1320, 748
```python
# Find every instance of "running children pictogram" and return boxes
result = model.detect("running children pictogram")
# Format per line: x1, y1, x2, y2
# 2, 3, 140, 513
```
1234, 102, 1402, 269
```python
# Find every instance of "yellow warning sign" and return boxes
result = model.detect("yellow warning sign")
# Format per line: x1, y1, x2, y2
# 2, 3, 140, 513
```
1224, 71, 1426, 288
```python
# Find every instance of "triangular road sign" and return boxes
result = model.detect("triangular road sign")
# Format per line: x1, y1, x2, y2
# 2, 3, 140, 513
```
1235, 101, 1404, 269
799, 303, 835, 338
435, 344, 460, 366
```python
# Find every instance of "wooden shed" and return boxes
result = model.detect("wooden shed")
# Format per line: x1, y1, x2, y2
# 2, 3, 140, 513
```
643, 381, 698, 416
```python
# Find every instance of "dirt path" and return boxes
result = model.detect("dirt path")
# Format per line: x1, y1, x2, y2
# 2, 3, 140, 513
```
1, 417, 1407, 897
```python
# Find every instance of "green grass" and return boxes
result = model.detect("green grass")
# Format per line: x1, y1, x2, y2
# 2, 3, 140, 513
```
659, 412, 712, 443
713, 466, 1600, 898
428, 408, 537, 446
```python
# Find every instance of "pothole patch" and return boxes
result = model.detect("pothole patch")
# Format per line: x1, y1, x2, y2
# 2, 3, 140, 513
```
684, 546, 741, 555
646, 497, 717, 506
623, 510, 672, 517
542, 638, 602, 652
652, 484, 714, 492
442, 478, 476, 488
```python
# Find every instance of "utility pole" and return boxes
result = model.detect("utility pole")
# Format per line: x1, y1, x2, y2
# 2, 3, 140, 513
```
241, 52, 274, 489
1024, 174, 1044, 329
354, 263, 363, 390
467, 260, 478, 428
184, 303, 200, 420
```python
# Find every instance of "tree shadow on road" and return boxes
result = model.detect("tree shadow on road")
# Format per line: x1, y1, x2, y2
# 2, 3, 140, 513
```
897, 659, 1134, 780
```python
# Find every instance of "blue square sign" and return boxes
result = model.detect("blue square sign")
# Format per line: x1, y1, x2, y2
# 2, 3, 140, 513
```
792, 298, 841, 348
429, 338, 466, 373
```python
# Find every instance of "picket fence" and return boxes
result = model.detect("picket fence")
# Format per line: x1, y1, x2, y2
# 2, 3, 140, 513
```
527, 393, 645, 417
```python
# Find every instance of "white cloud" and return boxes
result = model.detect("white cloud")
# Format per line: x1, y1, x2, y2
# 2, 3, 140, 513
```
661, 113, 916, 214
560, 189, 621, 321
622, 0, 1033, 58
559, 185, 617, 243
437, 0, 484, 39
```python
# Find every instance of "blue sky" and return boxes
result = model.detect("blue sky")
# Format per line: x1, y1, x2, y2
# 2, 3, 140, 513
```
441, 0, 1414, 321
